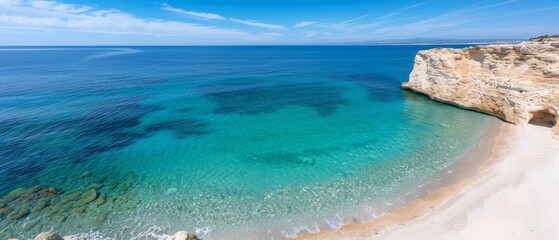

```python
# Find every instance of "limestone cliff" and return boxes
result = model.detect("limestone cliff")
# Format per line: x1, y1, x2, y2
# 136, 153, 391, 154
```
402, 37, 559, 139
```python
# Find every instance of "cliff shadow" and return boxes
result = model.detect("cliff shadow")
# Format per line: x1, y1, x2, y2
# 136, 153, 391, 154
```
529, 109, 557, 128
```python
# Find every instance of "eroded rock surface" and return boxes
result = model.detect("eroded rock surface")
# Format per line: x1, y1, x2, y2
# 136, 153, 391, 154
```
33, 232, 63, 240
171, 230, 198, 240
402, 37, 559, 138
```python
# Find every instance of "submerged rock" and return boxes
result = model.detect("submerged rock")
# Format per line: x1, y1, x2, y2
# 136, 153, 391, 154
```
171, 231, 198, 240
94, 194, 106, 207
34, 232, 63, 240
72, 206, 86, 214
34, 200, 49, 212
63, 191, 83, 202
39, 187, 59, 197
8, 208, 30, 220
80, 171, 91, 179
0, 206, 13, 216
3, 188, 27, 202
91, 212, 109, 225
80, 189, 98, 204
87, 183, 103, 190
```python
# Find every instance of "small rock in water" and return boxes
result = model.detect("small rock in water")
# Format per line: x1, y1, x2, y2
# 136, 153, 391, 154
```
34, 232, 63, 240
72, 206, 86, 214
39, 187, 59, 197
81, 189, 98, 204
439, 123, 450, 128
171, 231, 198, 240
34, 200, 49, 212
87, 183, 103, 190
91, 212, 109, 225
80, 171, 91, 178
8, 208, 30, 220
63, 191, 83, 202
3, 188, 27, 202
0, 206, 13, 216
94, 194, 106, 207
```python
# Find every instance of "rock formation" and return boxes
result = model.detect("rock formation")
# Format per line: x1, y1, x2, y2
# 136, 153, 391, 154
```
171, 230, 198, 240
402, 37, 559, 138
33, 232, 63, 240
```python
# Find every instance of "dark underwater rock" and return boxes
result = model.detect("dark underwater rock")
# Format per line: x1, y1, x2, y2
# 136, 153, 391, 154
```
63, 191, 83, 202
33, 231, 63, 240
8, 208, 30, 220
80, 189, 98, 204
0, 206, 13, 216
34, 200, 49, 212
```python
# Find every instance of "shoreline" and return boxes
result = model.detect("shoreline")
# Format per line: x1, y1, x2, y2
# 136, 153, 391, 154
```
294, 120, 559, 239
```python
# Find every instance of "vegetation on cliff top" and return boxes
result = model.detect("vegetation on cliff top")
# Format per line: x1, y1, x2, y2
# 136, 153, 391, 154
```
529, 35, 559, 41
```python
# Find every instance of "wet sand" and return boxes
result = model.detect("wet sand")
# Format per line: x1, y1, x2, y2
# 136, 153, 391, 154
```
295, 122, 559, 240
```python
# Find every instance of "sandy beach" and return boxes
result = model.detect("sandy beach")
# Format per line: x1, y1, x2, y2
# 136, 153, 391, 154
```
296, 122, 559, 240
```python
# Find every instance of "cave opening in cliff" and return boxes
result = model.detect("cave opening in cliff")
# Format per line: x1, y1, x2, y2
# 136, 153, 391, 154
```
529, 110, 557, 128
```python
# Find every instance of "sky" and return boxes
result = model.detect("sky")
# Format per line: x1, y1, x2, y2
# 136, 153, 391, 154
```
0, 0, 558, 45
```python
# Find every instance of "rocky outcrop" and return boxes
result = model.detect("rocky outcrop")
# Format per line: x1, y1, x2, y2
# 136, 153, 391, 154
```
171, 230, 198, 240
402, 37, 559, 138
33, 232, 63, 240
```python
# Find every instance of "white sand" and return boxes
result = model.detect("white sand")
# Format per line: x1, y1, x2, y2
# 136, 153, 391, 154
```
379, 124, 559, 240
297, 123, 559, 240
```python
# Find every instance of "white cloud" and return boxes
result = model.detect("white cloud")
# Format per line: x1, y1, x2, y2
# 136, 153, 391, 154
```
294, 21, 315, 28
340, 15, 368, 24
355, 1, 525, 39
161, 3, 285, 30
229, 18, 284, 30
0, 0, 266, 44
29, 0, 92, 13
160, 3, 224, 20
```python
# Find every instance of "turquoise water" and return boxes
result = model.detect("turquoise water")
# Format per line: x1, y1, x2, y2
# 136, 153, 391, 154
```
0, 46, 489, 239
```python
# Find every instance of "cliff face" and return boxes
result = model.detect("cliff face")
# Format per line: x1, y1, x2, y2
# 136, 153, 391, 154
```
402, 38, 559, 139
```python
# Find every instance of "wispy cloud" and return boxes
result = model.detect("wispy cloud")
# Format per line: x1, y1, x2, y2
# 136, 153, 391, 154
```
495, 5, 559, 17
294, 21, 315, 28
377, 0, 430, 19
161, 3, 285, 30
0, 0, 279, 45
340, 15, 368, 24
29, 0, 92, 13
324, 1, 430, 33
361, 0, 526, 39
160, 3, 225, 20
229, 18, 285, 30
0, 0, 556, 45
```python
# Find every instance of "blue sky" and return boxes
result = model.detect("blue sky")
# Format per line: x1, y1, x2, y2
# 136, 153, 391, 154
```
0, 0, 558, 45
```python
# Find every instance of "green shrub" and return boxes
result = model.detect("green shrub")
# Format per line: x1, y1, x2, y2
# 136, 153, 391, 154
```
529, 35, 559, 41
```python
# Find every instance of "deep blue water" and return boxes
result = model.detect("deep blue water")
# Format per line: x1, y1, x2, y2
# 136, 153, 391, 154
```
0, 46, 489, 239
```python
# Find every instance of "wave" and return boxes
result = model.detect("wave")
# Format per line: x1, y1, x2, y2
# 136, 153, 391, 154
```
0, 47, 142, 61
84, 48, 143, 61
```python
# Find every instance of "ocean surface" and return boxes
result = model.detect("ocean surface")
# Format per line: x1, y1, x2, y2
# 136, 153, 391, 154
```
0, 46, 489, 239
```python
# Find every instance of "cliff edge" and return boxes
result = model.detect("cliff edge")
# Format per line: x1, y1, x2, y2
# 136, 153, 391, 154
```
402, 37, 559, 138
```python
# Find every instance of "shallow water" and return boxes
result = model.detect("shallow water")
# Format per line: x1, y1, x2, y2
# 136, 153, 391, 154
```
0, 46, 489, 239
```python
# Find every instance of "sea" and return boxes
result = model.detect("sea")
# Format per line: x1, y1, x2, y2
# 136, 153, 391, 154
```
0, 46, 490, 239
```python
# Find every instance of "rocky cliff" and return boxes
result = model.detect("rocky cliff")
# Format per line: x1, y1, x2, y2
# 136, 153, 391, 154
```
402, 37, 559, 139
